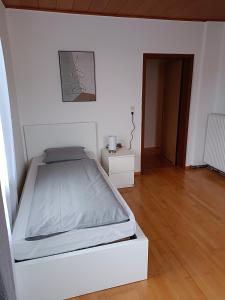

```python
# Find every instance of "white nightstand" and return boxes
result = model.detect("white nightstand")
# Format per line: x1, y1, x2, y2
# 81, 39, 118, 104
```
101, 148, 135, 188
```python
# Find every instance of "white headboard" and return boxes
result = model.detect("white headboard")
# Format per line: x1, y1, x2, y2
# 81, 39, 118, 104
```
23, 122, 98, 161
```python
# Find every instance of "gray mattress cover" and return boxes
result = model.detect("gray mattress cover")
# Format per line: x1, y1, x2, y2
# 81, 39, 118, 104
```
25, 159, 129, 240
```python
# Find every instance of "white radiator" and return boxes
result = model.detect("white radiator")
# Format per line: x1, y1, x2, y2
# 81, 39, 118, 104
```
204, 113, 225, 172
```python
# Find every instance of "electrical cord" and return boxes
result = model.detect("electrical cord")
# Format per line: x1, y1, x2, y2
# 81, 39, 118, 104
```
129, 112, 135, 150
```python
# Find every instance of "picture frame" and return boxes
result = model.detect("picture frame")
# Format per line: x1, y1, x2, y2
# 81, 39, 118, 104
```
58, 51, 96, 102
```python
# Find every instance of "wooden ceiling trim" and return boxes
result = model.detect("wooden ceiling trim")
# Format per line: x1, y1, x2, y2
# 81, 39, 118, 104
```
103, 0, 127, 14
88, 0, 111, 13
163, 2, 196, 17
136, 0, 179, 17
2, 0, 225, 21
38, 0, 57, 9
20, 0, 38, 8
56, 0, 74, 11
72, 0, 92, 12
117, 0, 144, 15
4, 0, 20, 6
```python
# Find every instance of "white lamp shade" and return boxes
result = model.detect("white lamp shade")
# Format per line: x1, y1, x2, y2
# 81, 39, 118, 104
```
108, 136, 117, 152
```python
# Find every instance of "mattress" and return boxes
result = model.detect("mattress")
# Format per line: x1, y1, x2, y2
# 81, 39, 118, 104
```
26, 159, 129, 240
13, 153, 136, 261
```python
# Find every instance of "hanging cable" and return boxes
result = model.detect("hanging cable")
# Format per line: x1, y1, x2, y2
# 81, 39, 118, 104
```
129, 112, 135, 150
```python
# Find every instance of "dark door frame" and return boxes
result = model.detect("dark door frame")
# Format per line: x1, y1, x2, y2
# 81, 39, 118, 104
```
141, 53, 194, 172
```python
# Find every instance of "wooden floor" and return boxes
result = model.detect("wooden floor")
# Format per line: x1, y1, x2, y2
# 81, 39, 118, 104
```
142, 148, 173, 170
75, 167, 225, 300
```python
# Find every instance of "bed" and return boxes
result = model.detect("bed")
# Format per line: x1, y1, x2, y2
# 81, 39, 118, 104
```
13, 122, 148, 300
13, 153, 136, 261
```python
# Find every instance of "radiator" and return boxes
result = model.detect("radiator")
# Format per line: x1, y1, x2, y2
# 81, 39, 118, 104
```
204, 113, 225, 172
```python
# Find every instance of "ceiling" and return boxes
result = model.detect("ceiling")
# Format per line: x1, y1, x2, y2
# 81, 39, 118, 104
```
2, 0, 225, 22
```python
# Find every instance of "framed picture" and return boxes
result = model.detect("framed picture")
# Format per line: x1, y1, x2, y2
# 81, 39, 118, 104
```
58, 51, 96, 102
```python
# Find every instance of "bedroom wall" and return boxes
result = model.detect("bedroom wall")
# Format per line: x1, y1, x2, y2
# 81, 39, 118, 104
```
213, 23, 225, 113
0, 0, 25, 193
0, 2, 18, 299
5, 9, 224, 170
0, 186, 16, 300
190, 22, 225, 164
0, 0, 26, 220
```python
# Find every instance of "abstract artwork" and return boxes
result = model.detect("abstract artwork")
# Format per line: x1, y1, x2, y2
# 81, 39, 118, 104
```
59, 51, 96, 102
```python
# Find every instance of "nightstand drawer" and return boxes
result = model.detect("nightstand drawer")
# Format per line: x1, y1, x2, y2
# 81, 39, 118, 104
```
109, 156, 134, 174
101, 147, 135, 188
109, 172, 134, 188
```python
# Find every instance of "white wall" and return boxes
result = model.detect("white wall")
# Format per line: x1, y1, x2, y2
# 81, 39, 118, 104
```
214, 23, 225, 113
0, 0, 23, 221
0, 186, 16, 300
0, 2, 18, 299
6, 9, 224, 170
0, 1, 25, 192
190, 22, 225, 164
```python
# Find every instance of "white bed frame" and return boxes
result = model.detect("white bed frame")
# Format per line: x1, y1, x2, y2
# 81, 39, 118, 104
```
14, 122, 148, 300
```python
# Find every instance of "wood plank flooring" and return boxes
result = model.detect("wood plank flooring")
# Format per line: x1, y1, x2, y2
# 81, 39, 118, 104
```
142, 149, 173, 170
73, 167, 225, 300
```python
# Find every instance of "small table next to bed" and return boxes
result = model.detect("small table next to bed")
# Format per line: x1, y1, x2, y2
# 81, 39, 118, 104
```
101, 147, 135, 188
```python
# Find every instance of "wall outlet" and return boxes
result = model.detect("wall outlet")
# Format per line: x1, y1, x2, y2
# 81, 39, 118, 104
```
130, 106, 135, 113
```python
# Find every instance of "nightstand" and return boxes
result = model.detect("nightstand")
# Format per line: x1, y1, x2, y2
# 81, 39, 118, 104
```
101, 148, 135, 188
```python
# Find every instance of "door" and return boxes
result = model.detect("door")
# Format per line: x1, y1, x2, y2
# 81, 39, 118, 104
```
161, 60, 182, 164
141, 54, 194, 172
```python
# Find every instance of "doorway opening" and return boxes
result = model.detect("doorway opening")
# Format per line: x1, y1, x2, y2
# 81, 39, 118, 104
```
141, 54, 194, 173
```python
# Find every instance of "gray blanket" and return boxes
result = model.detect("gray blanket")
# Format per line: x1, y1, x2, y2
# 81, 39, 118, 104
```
25, 159, 129, 240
